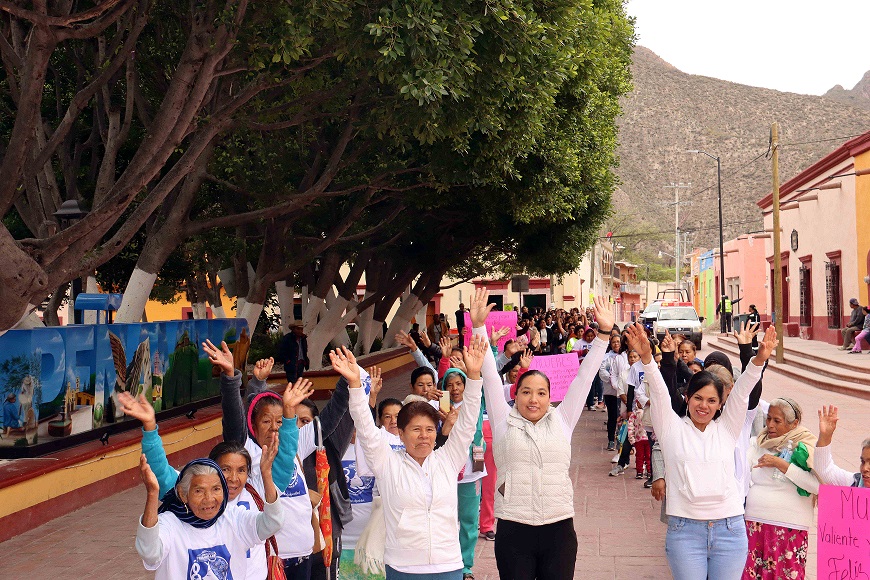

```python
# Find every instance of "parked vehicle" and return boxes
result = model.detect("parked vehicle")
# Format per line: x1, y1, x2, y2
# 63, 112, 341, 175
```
652, 301, 703, 349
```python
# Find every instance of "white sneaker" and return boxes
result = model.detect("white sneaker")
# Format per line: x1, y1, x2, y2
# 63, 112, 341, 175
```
611, 453, 620, 463
609, 465, 625, 477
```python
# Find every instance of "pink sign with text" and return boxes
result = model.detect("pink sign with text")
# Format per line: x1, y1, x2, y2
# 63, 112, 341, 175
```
817, 484, 870, 580
463, 311, 517, 351
528, 354, 580, 402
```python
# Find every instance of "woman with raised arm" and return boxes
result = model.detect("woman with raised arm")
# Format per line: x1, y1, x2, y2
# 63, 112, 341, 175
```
203, 339, 326, 580
134, 436, 285, 579
334, 337, 487, 580
472, 287, 614, 579
624, 322, 776, 580
813, 405, 870, 488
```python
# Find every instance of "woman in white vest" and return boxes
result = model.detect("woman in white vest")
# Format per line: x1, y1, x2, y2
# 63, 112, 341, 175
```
624, 322, 776, 580
332, 336, 487, 580
473, 288, 614, 579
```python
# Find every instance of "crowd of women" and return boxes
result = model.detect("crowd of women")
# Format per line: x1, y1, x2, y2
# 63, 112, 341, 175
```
128, 287, 870, 580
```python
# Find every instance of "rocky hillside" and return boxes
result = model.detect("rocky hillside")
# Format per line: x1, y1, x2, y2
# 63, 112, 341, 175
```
613, 47, 870, 249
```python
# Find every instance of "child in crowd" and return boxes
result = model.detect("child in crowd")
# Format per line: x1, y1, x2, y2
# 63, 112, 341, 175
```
627, 405, 650, 479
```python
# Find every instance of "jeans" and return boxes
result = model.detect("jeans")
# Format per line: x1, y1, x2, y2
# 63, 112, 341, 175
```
385, 566, 462, 579
665, 515, 748, 580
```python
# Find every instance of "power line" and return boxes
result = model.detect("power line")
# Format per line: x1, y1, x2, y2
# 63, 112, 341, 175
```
780, 133, 866, 147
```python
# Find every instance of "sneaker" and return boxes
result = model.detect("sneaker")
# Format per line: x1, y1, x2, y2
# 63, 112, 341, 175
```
588, 405, 596, 411
611, 453, 620, 463
635, 472, 645, 479
606, 441, 616, 451
609, 465, 625, 477
643, 478, 654, 489
481, 531, 495, 541
464, 574, 475, 580
849, 351, 860, 354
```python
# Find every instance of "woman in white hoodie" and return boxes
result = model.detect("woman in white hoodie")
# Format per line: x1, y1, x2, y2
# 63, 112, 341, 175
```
333, 336, 488, 580
474, 288, 614, 579
625, 322, 777, 580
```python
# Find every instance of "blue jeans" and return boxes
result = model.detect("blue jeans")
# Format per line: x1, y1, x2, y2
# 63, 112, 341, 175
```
385, 566, 462, 579
665, 515, 748, 580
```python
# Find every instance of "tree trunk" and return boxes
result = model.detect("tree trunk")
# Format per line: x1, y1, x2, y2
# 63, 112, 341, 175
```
238, 301, 264, 334
191, 302, 208, 319
353, 290, 377, 355
83, 276, 99, 324
115, 268, 159, 323
275, 280, 295, 333
384, 293, 422, 348
43, 282, 70, 326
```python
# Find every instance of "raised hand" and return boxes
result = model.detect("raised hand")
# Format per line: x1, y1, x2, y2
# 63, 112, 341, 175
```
140, 454, 160, 496
439, 336, 452, 358
283, 377, 315, 416
419, 330, 432, 348
625, 323, 652, 363
491, 326, 509, 346
659, 330, 676, 354
469, 287, 495, 328
462, 333, 488, 379
519, 348, 533, 369
751, 326, 778, 366
253, 357, 275, 381
440, 406, 460, 435
395, 330, 418, 352
259, 430, 279, 474
734, 322, 759, 346
202, 339, 235, 377
368, 366, 383, 397
817, 405, 839, 447
448, 353, 468, 374
593, 295, 615, 333
328, 346, 361, 387
504, 340, 522, 357
118, 392, 157, 431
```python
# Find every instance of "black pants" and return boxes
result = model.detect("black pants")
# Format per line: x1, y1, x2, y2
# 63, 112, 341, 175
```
723, 312, 733, 332
617, 439, 632, 468
604, 394, 619, 443
283, 554, 312, 580
495, 517, 577, 579
310, 531, 341, 580
585, 374, 603, 408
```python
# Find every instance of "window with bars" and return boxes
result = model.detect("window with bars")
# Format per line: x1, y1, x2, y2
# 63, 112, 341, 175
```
825, 261, 841, 328
799, 265, 812, 326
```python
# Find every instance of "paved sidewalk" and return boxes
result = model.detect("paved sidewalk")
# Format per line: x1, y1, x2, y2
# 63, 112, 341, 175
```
0, 345, 865, 578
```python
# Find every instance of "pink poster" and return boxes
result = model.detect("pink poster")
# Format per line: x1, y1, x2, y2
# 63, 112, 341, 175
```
463, 311, 517, 351
528, 354, 580, 402
817, 484, 870, 580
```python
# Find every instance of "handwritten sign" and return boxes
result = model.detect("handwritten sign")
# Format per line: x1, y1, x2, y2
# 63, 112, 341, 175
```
818, 484, 870, 580
528, 354, 580, 402
463, 311, 517, 351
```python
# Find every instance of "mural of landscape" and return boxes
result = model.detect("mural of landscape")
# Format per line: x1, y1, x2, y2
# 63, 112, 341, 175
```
0, 319, 248, 449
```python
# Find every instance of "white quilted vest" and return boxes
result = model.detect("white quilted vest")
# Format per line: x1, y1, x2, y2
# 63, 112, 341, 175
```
493, 406, 574, 525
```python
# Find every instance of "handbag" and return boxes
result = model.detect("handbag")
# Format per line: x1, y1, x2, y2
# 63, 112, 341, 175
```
244, 483, 287, 580
308, 488, 327, 553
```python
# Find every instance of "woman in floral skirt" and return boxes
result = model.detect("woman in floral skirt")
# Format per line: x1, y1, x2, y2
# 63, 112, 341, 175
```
742, 398, 820, 579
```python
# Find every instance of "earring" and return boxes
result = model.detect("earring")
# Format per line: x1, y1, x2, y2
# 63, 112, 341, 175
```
184, 503, 188, 514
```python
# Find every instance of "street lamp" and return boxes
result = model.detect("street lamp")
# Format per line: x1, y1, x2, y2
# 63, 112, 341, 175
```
687, 149, 726, 334
53, 199, 89, 324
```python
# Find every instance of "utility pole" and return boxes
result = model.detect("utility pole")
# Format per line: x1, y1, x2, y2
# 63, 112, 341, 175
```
664, 183, 691, 290
771, 122, 784, 364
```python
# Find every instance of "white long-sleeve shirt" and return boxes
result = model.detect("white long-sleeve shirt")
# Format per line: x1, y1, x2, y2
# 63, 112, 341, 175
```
599, 351, 628, 398
647, 358, 763, 521
813, 444, 861, 487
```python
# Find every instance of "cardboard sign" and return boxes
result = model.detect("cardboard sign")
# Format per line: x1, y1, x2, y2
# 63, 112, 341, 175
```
463, 311, 517, 351
817, 484, 870, 580
528, 354, 580, 402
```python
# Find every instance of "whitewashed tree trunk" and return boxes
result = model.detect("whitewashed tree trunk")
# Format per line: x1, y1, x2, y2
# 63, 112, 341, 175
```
191, 302, 208, 319
12, 305, 46, 330
83, 276, 99, 324
353, 291, 377, 355
324, 289, 352, 348
116, 269, 159, 323
238, 301, 264, 333
275, 281, 295, 332
415, 301, 429, 329
211, 305, 227, 318
236, 297, 247, 318
384, 293, 423, 348
302, 295, 325, 333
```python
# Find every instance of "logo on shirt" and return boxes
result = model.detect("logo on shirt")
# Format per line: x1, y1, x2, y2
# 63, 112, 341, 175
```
187, 545, 233, 580
342, 460, 375, 504
280, 467, 308, 499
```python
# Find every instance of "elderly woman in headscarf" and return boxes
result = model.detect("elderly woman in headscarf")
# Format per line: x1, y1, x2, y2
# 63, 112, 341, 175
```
741, 397, 819, 579
135, 441, 285, 579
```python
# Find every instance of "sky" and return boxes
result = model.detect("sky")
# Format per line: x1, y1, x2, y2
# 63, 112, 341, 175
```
625, 0, 870, 96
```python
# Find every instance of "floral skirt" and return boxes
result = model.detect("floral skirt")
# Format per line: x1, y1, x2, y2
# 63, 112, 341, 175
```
742, 520, 808, 580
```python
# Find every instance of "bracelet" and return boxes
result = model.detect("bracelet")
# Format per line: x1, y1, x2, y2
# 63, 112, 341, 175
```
597, 327, 613, 335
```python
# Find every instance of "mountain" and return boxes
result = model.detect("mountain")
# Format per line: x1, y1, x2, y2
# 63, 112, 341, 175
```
613, 47, 870, 250
823, 71, 870, 110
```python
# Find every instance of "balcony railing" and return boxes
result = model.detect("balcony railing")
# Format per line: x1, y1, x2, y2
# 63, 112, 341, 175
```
620, 283, 645, 294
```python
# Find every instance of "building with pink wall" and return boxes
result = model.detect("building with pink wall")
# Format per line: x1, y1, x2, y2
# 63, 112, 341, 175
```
722, 235, 770, 321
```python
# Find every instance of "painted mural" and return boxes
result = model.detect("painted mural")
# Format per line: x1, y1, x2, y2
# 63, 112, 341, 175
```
0, 319, 248, 448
